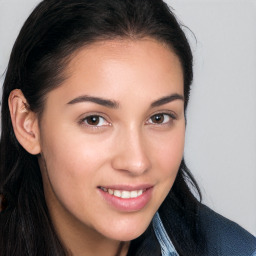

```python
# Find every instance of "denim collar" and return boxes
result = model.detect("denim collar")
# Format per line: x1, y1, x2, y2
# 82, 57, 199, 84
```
152, 212, 179, 256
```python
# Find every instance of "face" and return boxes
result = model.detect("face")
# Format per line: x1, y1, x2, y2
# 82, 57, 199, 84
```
38, 39, 185, 242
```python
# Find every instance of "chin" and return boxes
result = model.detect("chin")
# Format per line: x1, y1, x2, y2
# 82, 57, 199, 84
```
99, 218, 151, 242
109, 229, 147, 242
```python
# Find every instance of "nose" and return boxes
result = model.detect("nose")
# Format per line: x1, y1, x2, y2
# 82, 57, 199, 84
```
111, 128, 151, 176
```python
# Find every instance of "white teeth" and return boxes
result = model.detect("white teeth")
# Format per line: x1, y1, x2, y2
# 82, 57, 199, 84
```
101, 187, 146, 199
114, 190, 121, 197
130, 191, 138, 198
137, 190, 143, 196
121, 191, 130, 199
108, 189, 114, 195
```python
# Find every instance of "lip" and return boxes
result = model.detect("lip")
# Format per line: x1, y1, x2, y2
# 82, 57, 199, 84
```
99, 184, 152, 191
98, 184, 153, 212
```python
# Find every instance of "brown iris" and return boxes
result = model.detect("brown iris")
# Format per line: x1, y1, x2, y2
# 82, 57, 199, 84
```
151, 114, 165, 124
86, 116, 100, 125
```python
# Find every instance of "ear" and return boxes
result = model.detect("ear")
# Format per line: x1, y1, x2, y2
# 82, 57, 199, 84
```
8, 89, 41, 155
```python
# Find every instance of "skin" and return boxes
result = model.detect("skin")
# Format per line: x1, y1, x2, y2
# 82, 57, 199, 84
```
10, 38, 185, 256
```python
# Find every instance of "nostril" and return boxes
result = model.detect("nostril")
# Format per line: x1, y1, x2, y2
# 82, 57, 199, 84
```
111, 154, 151, 175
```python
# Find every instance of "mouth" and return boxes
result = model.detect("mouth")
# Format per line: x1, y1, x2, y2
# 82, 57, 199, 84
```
97, 185, 153, 212
98, 186, 148, 199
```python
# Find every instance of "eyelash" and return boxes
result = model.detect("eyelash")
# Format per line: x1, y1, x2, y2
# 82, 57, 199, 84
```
79, 111, 176, 128
79, 115, 110, 128
146, 112, 177, 126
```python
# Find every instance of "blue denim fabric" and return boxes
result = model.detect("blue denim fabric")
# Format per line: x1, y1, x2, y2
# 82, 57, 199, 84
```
152, 212, 179, 256
153, 205, 256, 256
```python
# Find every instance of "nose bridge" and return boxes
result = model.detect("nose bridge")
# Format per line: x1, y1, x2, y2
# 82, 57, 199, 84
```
111, 125, 151, 175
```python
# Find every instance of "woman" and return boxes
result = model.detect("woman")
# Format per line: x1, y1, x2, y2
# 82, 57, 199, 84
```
0, 0, 255, 255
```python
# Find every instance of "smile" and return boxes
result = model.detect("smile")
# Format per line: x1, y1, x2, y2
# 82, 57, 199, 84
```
99, 187, 145, 199
98, 185, 153, 212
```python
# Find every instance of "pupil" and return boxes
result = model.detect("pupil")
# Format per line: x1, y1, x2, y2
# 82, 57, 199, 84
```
153, 114, 163, 123
88, 116, 99, 125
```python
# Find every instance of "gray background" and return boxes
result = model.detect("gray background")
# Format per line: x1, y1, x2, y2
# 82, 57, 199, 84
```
0, 0, 255, 235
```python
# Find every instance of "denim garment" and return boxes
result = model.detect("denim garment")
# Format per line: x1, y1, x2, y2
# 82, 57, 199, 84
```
153, 212, 179, 256
152, 205, 256, 256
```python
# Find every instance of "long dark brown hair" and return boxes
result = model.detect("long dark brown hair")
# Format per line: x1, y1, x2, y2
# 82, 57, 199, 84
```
0, 0, 205, 255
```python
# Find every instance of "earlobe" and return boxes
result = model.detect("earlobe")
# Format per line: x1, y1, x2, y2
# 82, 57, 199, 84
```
8, 89, 41, 155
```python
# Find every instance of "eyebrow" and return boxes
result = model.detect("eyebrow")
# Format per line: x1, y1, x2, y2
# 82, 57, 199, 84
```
67, 95, 119, 109
151, 93, 184, 107
67, 93, 184, 109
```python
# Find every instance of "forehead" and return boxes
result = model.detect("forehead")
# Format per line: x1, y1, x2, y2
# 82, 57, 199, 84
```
46, 38, 184, 105
68, 38, 182, 77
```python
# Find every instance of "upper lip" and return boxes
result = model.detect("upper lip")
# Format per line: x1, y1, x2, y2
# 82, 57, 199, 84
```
98, 184, 153, 191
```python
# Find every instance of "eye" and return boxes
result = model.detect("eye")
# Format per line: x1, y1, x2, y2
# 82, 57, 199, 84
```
147, 113, 175, 125
80, 115, 109, 127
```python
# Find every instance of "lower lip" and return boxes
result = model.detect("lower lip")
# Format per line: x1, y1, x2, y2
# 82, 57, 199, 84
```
98, 188, 153, 212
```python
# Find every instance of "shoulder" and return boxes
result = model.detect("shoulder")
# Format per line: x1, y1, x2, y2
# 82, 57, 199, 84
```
198, 204, 256, 256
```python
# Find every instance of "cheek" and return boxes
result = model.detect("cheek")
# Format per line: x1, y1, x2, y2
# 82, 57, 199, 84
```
41, 123, 108, 174
39, 126, 108, 206
39, 133, 109, 230
140, 126, 185, 220
150, 125, 185, 179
